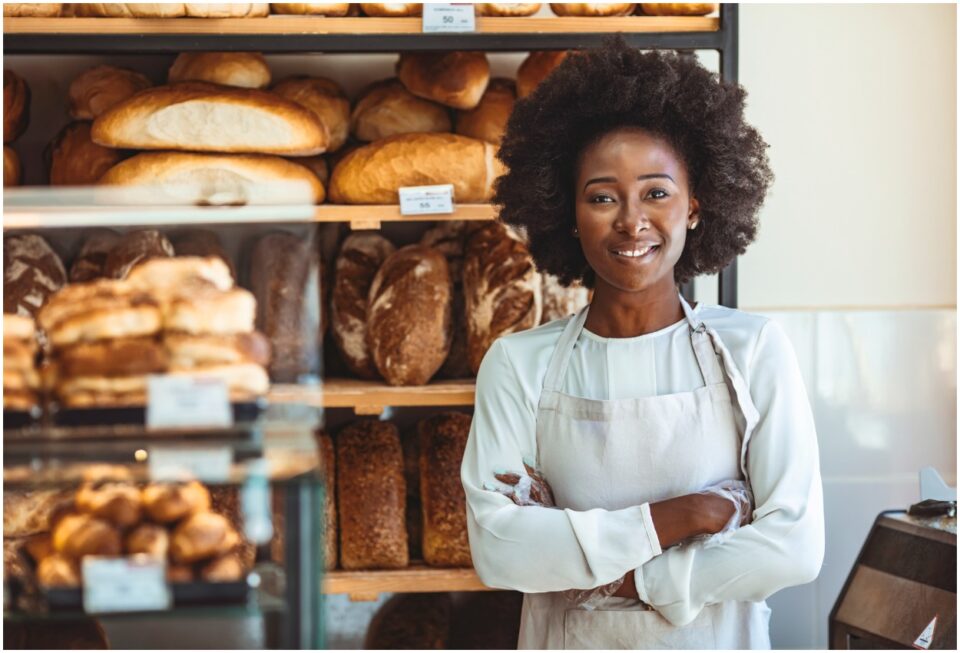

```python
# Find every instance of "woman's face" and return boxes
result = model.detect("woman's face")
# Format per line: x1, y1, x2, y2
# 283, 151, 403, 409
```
574, 127, 699, 294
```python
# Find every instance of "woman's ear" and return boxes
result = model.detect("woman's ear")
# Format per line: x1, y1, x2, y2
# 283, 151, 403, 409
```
687, 197, 701, 230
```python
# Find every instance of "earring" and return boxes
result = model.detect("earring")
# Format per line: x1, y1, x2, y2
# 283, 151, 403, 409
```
689, 221, 699, 230
572, 226, 579, 238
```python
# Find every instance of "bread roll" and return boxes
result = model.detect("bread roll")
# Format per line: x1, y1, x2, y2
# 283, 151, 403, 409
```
99, 151, 325, 204
549, 2, 634, 15
365, 593, 453, 649
540, 272, 590, 323
23, 534, 53, 564
3, 234, 67, 318
170, 512, 240, 563
516, 50, 569, 98
102, 229, 174, 280
318, 432, 338, 570
289, 154, 328, 186
142, 481, 212, 523
350, 79, 451, 142
330, 232, 396, 379
75, 4, 188, 17
463, 222, 542, 373
4, 145, 21, 187
419, 412, 472, 567
125, 524, 169, 558
4, 70, 29, 144
249, 231, 319, 382
184, 3, 269, 17
337, 419, 408, 569
201, 553, 245, 581
455, 77, 515, 145
168, 52, 271, 89
58, 337, 168, 377
329, 133, 504, 204
270, 3, 351, 14
271, 76, 349, 152
360, 3, 421, 16
91, 82, 328, 155
3, 3, 63, 17
37, 553, 81, 588
639, 2, 717, 15
69, 229, 120, 283
47, 121, 124, 186
52, 513, 122, 558
75, 482, 143, 527
397, 51, 489, 110
171, 230, 236, 280
165, 332, 270, 367
368, 245, 452, 386
68, 65, 151, 121
476, 3, 541, 16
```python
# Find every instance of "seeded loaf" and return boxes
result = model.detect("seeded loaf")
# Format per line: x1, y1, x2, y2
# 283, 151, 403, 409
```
419, 412, 472, 567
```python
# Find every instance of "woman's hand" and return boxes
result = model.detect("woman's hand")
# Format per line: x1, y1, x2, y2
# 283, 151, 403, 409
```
491, 461, 556, 508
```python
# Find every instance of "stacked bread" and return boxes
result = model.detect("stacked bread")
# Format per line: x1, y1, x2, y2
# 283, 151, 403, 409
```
4, 69, 30, 186
37, 256, 270, 409
549, 3, 635, 16
3, 4, 64, 17
69, 4, 269, 17
28, 471, 250, 588
4, 314, 40, 412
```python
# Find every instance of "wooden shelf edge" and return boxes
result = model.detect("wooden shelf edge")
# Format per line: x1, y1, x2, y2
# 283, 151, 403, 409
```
269, 379, 476, 410
323, 566, 491, 598
314, 204, 496, 225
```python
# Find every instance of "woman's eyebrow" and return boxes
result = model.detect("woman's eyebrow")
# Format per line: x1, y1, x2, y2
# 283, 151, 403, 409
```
583, 173, 676, 192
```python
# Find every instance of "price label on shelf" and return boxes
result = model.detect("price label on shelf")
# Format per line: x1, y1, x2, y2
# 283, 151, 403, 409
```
148, 445, 232, 482
82, 556, 171, 614
399, 184, 455, 215
422, 3, 476, 33
146, 374, 231, 430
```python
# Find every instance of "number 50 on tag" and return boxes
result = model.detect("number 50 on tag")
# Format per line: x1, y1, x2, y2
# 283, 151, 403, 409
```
422, 3, 476, 33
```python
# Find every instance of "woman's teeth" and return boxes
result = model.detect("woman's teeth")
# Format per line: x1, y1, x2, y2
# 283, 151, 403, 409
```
614, 245, 657, 258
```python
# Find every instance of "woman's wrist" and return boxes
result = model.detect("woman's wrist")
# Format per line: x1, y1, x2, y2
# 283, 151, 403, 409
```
648, 494, 709, 548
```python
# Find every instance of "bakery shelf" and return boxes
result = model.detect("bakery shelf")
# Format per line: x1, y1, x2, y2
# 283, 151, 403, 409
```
269, 379, 476, 414
311, 204, 496, 230
323, 565, 491, 601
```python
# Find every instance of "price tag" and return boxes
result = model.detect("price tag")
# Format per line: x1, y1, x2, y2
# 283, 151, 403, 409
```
146, 374, 231, 430
148, 445, 232, 482
82, 556, 171, 614
422, 3, 476, 33
399, 184, 455, 215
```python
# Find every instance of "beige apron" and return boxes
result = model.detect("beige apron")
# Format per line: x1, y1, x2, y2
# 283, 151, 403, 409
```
517, 294, 772, 650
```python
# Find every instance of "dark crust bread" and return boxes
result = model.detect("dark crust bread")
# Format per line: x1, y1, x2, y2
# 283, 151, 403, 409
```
102, 229, 174, 280
3, 234, 67, 318
69, 229, 121, 283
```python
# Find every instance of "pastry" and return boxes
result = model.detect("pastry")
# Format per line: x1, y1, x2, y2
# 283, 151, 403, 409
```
124, 523, 169, 559
57, 337, 168, 377
170, 512, 240, 563
125, 254, 234, 294
75, 482, 143, 527
164, 332, 271, 367
163, 287, 257, 335
52, 513, 122, 558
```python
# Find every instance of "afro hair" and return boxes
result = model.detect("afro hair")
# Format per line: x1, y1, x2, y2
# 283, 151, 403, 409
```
494, 38, 774, 286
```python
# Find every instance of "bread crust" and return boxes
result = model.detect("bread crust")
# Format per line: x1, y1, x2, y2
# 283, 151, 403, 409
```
58, 336, 168, 377
272, 76, 349, 151
47, 121, 125, 186
549, 3, 635, 16
69, 65, 152, 121
639, 3, 717, 15
351, 78, 451, 143
270, 3, 351, 15
102, 229, 175, 280
419, 412, 473, 567
169, 52, 272, 89
163, 287, 257, 335
397, 51, 490, 110
360, 3, 422, 16
517, 50, 569, 98
165, 332, 271, 367
3, 3, 63, 17
171, 511, 240, 563
4, 70, 30, 144
142, 481, 212, 523
69, 229, 121, 283
475, 3, 541, 16
454, 77, 515, 145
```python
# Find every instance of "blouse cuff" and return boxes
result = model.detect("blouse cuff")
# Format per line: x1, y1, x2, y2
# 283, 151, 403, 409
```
639, 501, 663, 557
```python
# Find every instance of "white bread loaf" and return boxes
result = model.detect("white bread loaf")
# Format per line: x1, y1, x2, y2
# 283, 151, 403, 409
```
47, 121, 124, 186
184, 3, 269, 17
91, 82, 328, 155
351, 79, 451, 143
3, 3, 63, 17
360, 3, 421, 16
639, 3, 717, 15
168, 52, 271, 89
74, 4, 188, 17
328, 133, 504, 204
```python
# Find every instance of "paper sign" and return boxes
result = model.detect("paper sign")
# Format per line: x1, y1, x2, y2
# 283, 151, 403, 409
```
146, 374, 231, 429
82, 556, 171, 614
913, 615, 938, 649
399, 184, 455, 215
148, 445, 232, 482
422, 3, 476, 33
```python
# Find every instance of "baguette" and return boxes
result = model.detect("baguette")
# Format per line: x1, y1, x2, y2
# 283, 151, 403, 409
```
397, 51, 490, 110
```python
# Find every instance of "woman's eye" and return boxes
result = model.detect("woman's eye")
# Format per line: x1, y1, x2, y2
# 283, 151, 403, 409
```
648, 188, 669, 199
589, 194, 615, 204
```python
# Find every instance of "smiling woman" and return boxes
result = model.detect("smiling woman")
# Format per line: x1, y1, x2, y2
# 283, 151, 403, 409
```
461, 38, 825, 650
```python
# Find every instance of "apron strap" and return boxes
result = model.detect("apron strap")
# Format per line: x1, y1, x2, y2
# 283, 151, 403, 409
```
680, 294, 725, 386
540, 304, 589, 395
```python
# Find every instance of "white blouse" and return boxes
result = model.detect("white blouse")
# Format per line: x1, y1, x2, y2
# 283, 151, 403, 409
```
460, 302, 825, 626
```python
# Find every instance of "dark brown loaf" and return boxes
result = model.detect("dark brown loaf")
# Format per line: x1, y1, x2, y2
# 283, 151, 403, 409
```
68, 65, 152, 120
455, 78, 516, 145
318, 431, 338, 570
330, 232, 395, 379
4, 70, 29, 143
3, 234, 67, 318
350, 78, 452, 143
47, 121, 125, 186
463, 222, 542, 374
397, 51, 490, 110
337, 419, 408, 569
420, 222, 470, 379
400, 426, 423, 560
419, 412, 472, 567
102, 229, 174, 280
69, 229, 121, 283
248, 231, 318, 382
367, 245, 452, 386
364, 593, 453, 649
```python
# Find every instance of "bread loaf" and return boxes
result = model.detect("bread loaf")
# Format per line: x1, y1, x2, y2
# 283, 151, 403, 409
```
397, 51, 490, 110
170, 512, 240, 563
163, 287, 257, 335
270, 3, 351, 15
75, 4, 188, 17
69, 229, 120, 283
367, 245, 452, 386
4, 145, 21, 186
463, 222, 542, 373
360, 3, 421, 16
47, 121, 124, 186
419, 412, 472, 567
3, 3, 63, 17
420, 222, 470, 378
3, 234, 67, 318
168, 52, 271, 89
517, 50, 570, 98
75, 482, 143, 527
476, 3, 541, 16
272, 76, 349, 152
68, 65, 151, 120
52, 514, 122, 558
58, 337, 167, 377
102, 229, 174, 279
364, 593, 453, 649
91, 82, 328, 155
4, 70, 29, 144
125, 523, 169, 558
330, 232, 395, 379
549, 2, 635, 15
37, 553, 80, 588
337, 419, 408, 569
289, 154, 329, 186
99, 151, 325, 204
185, 3, 269, 17
329, 133, 504, 204
318, 431, 338, 570
350, 79, 451, 142
455, 77, 515, 145
249, 231, 318, 381
200, 553, 245, 581
126, 255, 234, 295
639, 2, 717, 15
142, 481, 212, 523
540, 272, 590, 323
400, 426, 422, 560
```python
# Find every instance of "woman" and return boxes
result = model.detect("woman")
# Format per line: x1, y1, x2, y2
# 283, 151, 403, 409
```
460, 40, 825, 649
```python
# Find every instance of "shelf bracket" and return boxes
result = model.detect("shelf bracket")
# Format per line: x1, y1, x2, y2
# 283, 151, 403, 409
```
348, 592, 381, 602
350, 219, 382, 231
354, 405, 385, 416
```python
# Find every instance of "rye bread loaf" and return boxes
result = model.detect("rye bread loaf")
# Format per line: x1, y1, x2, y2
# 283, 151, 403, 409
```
400, 426, 423, 561
69, 229, 121, 283
367, 245, 452, 386
420, 221, 470, 378
318, 431, 338, 570
540, 272, 590, 323
463, 222, 542, 374
418, 412, 472, 567
337, 419, 408, 570
102, 229, 174, 280
3, 234, 67, 318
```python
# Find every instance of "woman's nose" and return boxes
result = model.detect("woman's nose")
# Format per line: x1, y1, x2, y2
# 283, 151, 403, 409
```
614, 203, 650, 235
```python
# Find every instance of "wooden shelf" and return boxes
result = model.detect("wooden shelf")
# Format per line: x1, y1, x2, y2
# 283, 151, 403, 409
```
313, 204, 496, 230
323, 565, 491, 601
269, 379, 476, 415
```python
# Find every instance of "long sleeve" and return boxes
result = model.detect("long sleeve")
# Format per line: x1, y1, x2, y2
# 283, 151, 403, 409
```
461, 338, 663, 593
634, 319, 826, 626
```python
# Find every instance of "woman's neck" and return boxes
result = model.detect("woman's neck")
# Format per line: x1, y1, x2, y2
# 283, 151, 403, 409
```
584, 277, 685, 338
